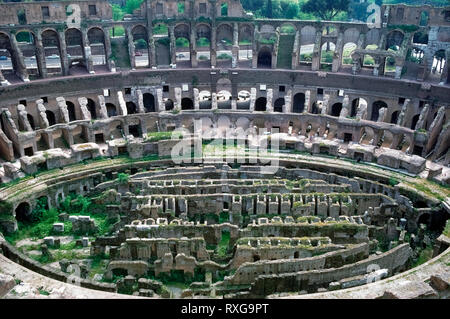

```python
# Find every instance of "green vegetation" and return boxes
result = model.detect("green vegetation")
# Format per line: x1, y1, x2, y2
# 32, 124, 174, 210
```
117, 173, 129, 184
146, 131, 183, 142
389, 177, 399, 187
443, 220, 450, 238
217, 231, 230, 258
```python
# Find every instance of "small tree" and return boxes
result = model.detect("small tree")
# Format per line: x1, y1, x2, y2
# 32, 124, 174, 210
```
266, 0, 273, 18
301, 0, 349, 21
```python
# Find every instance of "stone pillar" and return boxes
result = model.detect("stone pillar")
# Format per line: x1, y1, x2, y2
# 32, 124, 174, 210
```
174, 87, 182, 110
193, 88, 200, 110
210, 26, 217, 68
169, 25, 176, 66
272, 29, 279, 69
126, 27, 136, 69
117, 91, 127, 116
266, 88, 273, 112
339, 95, 350, 118
103, 26, 113, 71
292, 31, 300, 69
56, 97, 70, 123
17, 104, 32, 132
156, 88, 164, 112
58, 31, 69, 76
137, 89, 145, 113
35, 31, 47, 79
9, 33, 29, 81
36, 99, 49, 128
305, 90, 311, 113
415, 104, 430, 130
97, 95, 108, 119
148, 26, 156, 68
311, 31, 322, 71
249, 88, 256, 111
78, 97, 92, 120
321, 94, 330, 115
190, 24, 197, 68
81, 28, 94, 73
396, 98, 410, 127
332, 32, 344, 72
285, 89, 292, 113
211, 92, 218, 110
394, 58, 404, 79
252, 27, 259, 69
232, 22, 239, 68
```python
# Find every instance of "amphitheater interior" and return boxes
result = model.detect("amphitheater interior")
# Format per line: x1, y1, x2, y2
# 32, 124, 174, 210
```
0, 0, 449, 299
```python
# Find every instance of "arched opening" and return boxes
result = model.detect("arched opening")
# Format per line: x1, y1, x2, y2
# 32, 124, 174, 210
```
67, 101, 76, 122
174, 23, 191, 67
412, 31, 428, 45
363, 44, 377, 67
216, 24, 233, 67
132, 25, 149, 68
257, 47, 272, 68
342, 42, 356, 65
299, 26, 316, 66
181, 97, 194, 110
252, 254, 260, 262
196, 24, 211, 66
419, 11, 429, 26
311, 102, 319, 114
371, 101, 387, 121
126, 102, 137, 114
430, 50, 446, 79
27, 114, 35, 130
42, 29, 63, 76
411, 114, 420, 130
143, 93, 155, 112
87, 98, 97, 119
15, 202, 31, 223
87, 27, 107, 67
385, 30, 404, 50
418, 213, 431, 226
153, 23, 170, 66
165, 99, 174, 111
45, 110, 56, 126
330, 103, 342, 117
16, 31, 39, 77
199, 91, 212, 109
320, 42, 335, 71
112, 268, 128, 277
274, 98, 284, 113
238, 24, 253, 67
65, 28, 85, 74
293, 93, 305, 113
237, 90, 250, 110
217, 90, 232, 110
106, 103, 117, 117
390, 111, 399, 124
255, 97, 267, 111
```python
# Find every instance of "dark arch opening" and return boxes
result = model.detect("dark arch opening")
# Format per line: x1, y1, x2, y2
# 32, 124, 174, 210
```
331, 103, 342, 117
390, 111, 399, 124
371, 101, 387, 121
293, 93, 305, 113
274, 98, 284, 112
181, 97, 194, 110
143, 93, 155, 112
27, 114, 35, 130
255, 97, 267, 111
411, 114, 420, 130
112, 268, 128, 277
351, 99, 359, 117
106, 103, 117, 117
45, 110, 56, 126
311, 102, 319, 114
15, 202, 31, 223
67, 101, 76, 122
257, 49, 272, 68
417, 213, 431, 226
87, 98, 97, 119
165, 99, 174, 111
126, 102, 137, 114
